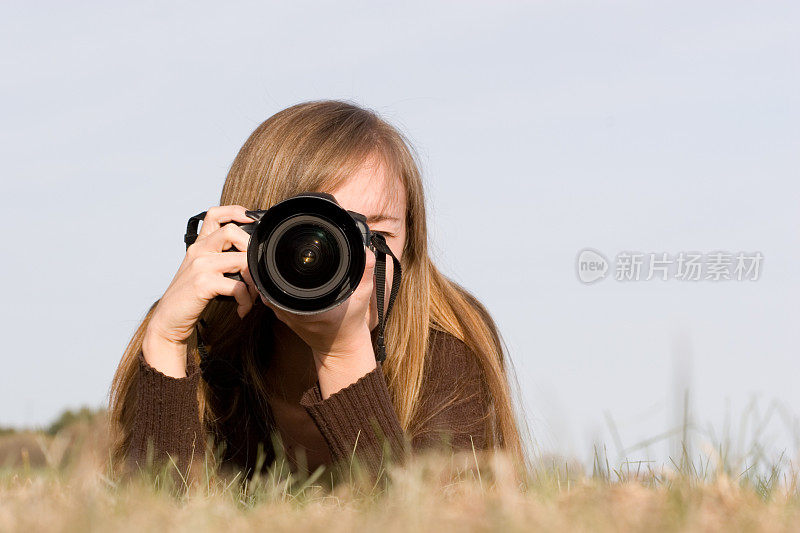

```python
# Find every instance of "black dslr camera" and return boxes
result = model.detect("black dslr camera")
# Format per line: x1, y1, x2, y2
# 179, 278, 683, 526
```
184, 192, 401, 361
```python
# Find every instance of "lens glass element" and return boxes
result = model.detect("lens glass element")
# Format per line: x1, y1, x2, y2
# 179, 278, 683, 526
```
274, 224, 341, 290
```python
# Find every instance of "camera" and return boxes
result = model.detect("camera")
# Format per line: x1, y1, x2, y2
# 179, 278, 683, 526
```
184, 192, 402, 361
185, 192, 378, 315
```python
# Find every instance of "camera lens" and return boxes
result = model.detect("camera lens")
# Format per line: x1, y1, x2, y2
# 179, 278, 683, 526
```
263, 214, 350, 299
247, 193, 368, 314
275, 225, 340, 290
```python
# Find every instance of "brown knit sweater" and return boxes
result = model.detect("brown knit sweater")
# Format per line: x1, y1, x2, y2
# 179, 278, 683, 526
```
127, 327, 490, 479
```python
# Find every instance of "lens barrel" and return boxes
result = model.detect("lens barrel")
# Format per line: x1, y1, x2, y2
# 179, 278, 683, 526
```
246, 193, 370, 314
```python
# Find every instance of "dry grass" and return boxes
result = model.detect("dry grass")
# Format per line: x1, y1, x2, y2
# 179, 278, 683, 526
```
1, 411, 799, 532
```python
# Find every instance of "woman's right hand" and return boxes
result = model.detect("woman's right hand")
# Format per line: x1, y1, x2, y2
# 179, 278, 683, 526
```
142, 205, 258, 378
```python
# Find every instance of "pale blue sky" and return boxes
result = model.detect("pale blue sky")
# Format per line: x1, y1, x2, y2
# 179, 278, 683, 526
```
1, 0, 798, 465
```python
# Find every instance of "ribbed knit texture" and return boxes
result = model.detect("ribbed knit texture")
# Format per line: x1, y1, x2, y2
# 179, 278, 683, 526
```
299, 362, 406, 473
127, 328, 490, 479
128, 351, 203, 477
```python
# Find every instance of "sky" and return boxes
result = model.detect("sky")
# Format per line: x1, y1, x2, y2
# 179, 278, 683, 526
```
1, 0, 798, 466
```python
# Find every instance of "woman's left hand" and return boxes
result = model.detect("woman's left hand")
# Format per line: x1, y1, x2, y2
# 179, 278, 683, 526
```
260, 246, 379, 398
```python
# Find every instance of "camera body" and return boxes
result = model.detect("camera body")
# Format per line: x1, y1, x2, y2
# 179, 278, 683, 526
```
188, 192, 373, 315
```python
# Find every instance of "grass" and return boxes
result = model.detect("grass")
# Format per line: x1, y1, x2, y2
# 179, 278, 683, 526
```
1, 407, 799, 532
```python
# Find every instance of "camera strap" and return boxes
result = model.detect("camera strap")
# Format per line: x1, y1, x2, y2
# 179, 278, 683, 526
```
370, 233, 402, 363
184, 211, 206, 248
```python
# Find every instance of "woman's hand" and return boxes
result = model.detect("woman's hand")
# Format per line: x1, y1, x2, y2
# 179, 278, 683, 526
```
143, 205, 259, 378
261, 245, 379, 398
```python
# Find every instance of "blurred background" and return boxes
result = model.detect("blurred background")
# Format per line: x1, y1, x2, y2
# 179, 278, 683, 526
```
1, 0, 798, 466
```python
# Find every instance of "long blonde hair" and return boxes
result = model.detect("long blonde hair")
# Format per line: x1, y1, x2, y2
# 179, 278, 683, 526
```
108, 100, 524, 469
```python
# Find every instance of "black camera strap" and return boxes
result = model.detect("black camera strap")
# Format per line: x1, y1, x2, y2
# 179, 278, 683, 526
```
184, 211, 206, 248
370, 233, 402, 363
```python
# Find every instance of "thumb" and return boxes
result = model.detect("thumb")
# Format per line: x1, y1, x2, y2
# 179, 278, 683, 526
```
365, 244, 377, 271
357, 245, 377, 295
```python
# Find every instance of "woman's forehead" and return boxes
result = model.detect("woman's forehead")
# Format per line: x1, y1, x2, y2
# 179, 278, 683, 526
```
329, 156, 406, 223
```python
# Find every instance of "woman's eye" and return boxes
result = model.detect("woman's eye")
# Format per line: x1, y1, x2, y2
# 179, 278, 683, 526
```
372, 230, 392, 238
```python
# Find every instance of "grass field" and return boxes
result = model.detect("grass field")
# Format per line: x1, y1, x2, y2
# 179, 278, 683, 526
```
1, 409, 799, 532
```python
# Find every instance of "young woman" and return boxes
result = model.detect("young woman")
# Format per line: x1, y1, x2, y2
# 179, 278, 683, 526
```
108, 100, 524, 480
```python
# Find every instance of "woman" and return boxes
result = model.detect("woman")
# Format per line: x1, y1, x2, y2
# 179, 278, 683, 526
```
108, 100, 524, 481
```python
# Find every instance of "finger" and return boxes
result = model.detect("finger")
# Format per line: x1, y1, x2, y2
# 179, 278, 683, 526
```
259, 294, 294, 321
198, 205, 253, 238
368, 267, 380, 330
197, 222, 252, 253
260, 294, 291, 322
259, 293, 275, 311
213, 277, 253, 318
260, 293, 284, 314
365, 244, 376, 269
240, 265, 258, 302
192, 251, 248, 276
355, 246, 376, 297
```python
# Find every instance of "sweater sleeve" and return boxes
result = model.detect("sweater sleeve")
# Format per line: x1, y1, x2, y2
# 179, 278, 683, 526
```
299, 329, 490, 474
127, 351, 205, 478
299, 362, 406, 474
